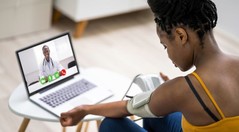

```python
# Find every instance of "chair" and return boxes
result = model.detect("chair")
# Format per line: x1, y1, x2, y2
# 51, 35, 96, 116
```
68, 61, 76, 69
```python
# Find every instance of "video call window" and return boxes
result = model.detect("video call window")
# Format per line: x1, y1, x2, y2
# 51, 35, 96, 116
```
18, 34, 78, 94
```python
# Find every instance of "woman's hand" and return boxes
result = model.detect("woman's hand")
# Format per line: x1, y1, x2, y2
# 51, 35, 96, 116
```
60, 105, 87, 127
160, 72, 169, 81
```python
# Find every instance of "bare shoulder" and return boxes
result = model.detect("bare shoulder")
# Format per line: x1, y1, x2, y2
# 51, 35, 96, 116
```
223, 54, 239, 66
149, 76, 191, 116
229, 55, 239, 70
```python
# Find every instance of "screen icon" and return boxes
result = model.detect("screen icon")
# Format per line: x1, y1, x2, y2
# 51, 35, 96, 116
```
60, 69, 66, 76
48, 75, 53, 82
54, 71, 60, 79
40, 77, 46, 84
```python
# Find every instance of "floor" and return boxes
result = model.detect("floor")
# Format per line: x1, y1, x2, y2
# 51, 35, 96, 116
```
0, 9, 238, 132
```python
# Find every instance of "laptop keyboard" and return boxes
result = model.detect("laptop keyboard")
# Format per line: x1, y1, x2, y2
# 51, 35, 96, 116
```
40, 79, 96, 108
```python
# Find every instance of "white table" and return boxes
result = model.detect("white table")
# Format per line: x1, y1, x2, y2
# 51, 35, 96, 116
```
9, 67, 141, 132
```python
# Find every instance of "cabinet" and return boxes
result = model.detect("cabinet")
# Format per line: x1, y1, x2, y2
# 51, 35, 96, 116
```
0, 0, 52, 39
54, 0, 149, 38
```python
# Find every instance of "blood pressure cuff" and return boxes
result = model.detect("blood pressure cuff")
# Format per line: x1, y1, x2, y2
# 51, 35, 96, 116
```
126, 91, 158, 118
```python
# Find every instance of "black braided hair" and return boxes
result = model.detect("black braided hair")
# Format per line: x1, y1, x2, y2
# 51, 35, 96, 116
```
148, 0, 217, 41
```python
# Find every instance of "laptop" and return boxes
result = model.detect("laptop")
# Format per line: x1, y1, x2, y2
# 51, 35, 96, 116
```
16, 32, 113, 117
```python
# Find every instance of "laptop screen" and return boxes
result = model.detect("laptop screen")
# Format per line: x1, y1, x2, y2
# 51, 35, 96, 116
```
16, 33, 79, 96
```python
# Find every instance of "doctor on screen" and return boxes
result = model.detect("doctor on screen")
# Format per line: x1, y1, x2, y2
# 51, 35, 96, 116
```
39, 45, 64, 83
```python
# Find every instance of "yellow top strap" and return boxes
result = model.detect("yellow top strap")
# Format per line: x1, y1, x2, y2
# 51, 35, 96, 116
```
192, 72, 225, 119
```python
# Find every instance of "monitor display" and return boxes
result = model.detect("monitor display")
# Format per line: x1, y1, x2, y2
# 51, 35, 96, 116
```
16, 33, 79, 95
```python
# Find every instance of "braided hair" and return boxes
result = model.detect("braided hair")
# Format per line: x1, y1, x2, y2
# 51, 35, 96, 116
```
148, 0, 217, 41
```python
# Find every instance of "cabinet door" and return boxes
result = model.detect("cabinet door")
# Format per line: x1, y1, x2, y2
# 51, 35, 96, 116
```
76, 0, 130, 21
15, 1, 51, 35
0, 8, 16, 39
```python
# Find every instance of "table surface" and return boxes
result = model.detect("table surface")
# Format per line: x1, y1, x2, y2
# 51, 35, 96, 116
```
9, 67, 141, 122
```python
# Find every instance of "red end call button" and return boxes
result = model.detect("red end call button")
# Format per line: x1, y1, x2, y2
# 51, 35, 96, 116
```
60, 69, 66, 76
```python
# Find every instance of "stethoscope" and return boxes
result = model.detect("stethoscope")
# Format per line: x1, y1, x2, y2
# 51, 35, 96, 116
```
42, 58, 55, 71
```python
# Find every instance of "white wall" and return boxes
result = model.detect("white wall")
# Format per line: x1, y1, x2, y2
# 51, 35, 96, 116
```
213, 0, 239, 38
19, 48, 39, 75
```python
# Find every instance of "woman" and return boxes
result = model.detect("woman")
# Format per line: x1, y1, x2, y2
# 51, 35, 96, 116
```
60, 0, 239, 131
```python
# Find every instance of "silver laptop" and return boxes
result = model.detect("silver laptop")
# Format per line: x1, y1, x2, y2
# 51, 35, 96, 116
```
16, 32, 113, 117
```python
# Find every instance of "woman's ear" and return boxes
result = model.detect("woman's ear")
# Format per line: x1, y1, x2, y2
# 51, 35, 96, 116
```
175, 28, 188, 45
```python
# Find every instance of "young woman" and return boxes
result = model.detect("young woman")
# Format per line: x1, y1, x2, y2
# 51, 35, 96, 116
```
60, 0, 239, 131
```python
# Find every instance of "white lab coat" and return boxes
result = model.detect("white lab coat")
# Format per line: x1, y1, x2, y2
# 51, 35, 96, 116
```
39, 58, 64, 78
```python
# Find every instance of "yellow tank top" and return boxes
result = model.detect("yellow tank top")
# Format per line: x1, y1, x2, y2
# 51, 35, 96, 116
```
182, 72, 239, 132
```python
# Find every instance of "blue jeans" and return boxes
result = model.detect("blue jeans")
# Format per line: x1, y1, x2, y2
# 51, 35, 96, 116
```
99, 112, 182, 132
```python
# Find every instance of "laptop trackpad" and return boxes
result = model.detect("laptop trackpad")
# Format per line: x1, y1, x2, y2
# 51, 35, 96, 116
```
70, 97, 93, 106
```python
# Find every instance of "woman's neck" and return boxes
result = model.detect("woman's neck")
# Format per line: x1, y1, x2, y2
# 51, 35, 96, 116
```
193, 31, 223, 68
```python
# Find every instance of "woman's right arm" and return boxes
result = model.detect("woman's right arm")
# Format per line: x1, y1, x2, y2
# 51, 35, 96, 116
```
60, 72, 170, 127
60, 100, 131, 126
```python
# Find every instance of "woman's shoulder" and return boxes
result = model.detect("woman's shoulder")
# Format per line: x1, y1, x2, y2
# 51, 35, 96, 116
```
154, 76, 194, 108
149, 75, 193, 115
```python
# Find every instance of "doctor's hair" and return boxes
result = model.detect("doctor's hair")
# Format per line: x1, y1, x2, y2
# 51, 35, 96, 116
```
42, 45, 49, 51
147, 0, 217, 42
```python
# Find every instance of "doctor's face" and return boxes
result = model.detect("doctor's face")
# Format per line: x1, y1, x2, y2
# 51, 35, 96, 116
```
43, 47, 50, 61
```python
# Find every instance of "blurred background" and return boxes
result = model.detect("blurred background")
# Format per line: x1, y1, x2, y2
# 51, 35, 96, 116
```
0, 0, 238, 131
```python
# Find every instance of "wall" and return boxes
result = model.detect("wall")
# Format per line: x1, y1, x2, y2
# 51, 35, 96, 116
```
213, 0, 239, 39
